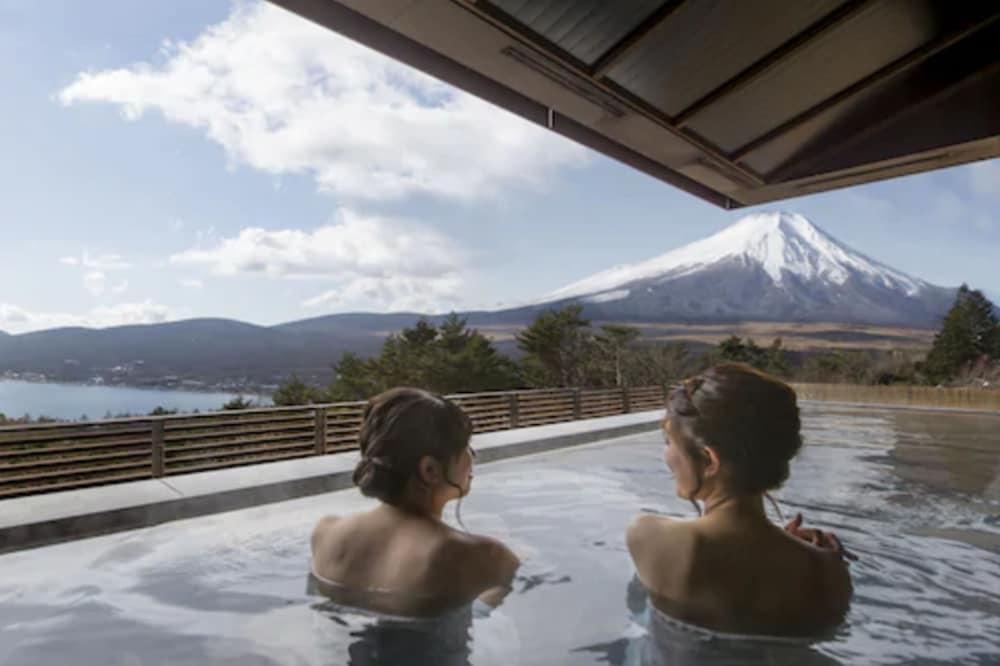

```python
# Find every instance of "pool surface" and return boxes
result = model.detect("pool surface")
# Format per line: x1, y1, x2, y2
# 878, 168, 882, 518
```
1, 404, 999, 665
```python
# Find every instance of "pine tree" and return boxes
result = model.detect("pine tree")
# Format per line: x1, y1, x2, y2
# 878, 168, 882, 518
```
326, 315, 520, 399
516, 305, 591, 387
273, 374, 324, 406
594, 324, 641, 387
924, 285, 1000, 383
221, 396, 255, 411
714, 336, 771, 371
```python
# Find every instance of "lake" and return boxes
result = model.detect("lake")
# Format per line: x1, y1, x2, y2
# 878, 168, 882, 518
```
0, 380, 270, 421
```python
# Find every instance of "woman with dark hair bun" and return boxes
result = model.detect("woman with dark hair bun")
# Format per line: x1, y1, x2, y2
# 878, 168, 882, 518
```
311, 387, 519, 617
627, 363, 854, 638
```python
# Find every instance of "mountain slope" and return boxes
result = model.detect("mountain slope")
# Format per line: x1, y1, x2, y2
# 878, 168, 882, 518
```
532, 212, 954, 327
0, 212, 957, 386
0, 319, 381, 386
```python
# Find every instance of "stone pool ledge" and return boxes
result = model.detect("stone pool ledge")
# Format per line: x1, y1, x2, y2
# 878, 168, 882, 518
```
0, 410, 661, 554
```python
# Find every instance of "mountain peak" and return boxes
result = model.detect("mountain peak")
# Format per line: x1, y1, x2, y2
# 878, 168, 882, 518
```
543, 211, 928, 304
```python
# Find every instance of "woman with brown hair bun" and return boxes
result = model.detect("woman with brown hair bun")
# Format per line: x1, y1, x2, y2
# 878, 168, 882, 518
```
310, 387, 519, 617
627, 363, 854, 638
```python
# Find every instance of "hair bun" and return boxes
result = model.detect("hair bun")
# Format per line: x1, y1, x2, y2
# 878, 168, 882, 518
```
353, 456, 401, 500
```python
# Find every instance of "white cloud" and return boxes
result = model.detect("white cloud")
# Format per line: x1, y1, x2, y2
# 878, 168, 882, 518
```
59, 250, 132, 296
180, 278, 204, 289
170, 208, 467, 312
302, 273, 464, 313
58, 1, 587, 201
83, 270, 107, 296
59, 250, 132, 271
0, 301, 173, 334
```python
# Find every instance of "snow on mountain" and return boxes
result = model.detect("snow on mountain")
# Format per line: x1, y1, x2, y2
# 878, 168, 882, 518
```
527, 211, 953, 327
543, 211, 926, 304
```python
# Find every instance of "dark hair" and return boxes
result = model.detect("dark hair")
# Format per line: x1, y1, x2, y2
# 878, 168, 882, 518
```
352, 387, 473, 504
667, 363, 802, 496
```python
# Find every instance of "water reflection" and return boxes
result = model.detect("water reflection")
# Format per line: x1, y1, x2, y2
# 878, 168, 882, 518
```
312, 600, 473, 666
571, 576, 842, 666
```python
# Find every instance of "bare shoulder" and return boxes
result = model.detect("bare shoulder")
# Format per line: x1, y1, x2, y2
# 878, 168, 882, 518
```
435, 531, 520, 590
310, 514, 342, 552
626, 513, 698, 591
627, 513, 695, 555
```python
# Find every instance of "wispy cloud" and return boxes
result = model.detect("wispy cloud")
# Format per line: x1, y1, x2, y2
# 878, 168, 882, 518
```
58, 250, 131, 271
59, 250, 132, 296
0, 300, 173, 334
179, 278, 204, 289
58, 1, 587, 202
170, 208, 467, 312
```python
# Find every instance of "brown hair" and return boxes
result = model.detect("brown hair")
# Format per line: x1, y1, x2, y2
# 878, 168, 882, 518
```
667, 363, 802, 496
352, 387, 473, 504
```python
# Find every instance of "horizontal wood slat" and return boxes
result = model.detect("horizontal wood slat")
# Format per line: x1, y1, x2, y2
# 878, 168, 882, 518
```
1, 385, 667, 497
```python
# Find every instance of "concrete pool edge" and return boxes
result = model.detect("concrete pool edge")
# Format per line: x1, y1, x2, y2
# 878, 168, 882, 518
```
0, 410, 661, 554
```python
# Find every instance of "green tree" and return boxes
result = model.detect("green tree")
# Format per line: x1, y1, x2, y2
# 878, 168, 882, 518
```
923, 285, 1000, 383
221, 396, 256, 411
714, 336, 769, 370
326, 315, 520, 399
593, 324, 641, 387
765, 338, 791, 376
327, 352, 382, 401
273, 374, 325, 406
516, 305, 591, 387
433, 314, 520, 393
148, 406, 179, 416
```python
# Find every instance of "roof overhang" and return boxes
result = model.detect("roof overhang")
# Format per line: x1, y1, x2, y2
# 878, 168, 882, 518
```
269, 0, 1000, 208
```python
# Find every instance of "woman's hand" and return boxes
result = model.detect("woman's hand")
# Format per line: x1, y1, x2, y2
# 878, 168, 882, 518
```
784, 513, 858, 562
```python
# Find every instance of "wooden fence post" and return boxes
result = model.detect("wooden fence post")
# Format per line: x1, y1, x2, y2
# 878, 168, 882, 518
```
151, 419, 165, 478
314, 407, 328, 455
572, 388, 582, 420
508, 393, 520, 429
622, 386, 631, 413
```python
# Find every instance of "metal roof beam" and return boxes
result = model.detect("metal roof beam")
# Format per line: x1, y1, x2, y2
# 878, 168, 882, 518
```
589, 0, 686, 79
673, 0, 875, 127
730, 12, 1000, 163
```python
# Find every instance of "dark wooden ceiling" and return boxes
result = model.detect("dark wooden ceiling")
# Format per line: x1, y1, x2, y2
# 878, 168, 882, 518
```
271, 0, 1000, 208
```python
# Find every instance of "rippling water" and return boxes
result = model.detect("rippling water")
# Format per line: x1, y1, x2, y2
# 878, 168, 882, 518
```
0, 404, 998, 665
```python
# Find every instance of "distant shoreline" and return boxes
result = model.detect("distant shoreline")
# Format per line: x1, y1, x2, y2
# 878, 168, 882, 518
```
0, 375, 274, 398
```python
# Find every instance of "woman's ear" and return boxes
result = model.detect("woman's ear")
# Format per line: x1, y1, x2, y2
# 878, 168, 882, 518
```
417, 455, 442, 486
701, 445, 722, 479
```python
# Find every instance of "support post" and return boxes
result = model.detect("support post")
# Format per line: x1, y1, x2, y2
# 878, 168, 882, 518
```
572, 388, 582, 420
622, 386, 631, 413
507, 393, 520, 429
314, 407, 328, 455
151, 419, 165, 478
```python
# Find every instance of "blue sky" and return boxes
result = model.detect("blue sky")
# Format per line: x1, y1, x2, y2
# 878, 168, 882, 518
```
1, 0, 998, 334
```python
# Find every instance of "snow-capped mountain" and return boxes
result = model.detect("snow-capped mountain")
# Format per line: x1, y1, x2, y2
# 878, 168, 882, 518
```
535, 212, 954, 327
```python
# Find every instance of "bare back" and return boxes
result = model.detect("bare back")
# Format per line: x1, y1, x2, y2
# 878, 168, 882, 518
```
628, 513, 851, 637
311, 507, 518, 617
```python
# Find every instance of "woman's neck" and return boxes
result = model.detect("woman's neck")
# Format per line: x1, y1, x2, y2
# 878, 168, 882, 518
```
387, 492, 446, 521
700, 491, 768, 523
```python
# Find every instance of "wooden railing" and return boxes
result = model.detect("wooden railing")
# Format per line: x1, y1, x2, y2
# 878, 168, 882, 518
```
792, 383, 1000, 411
0, 386, 667, 500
